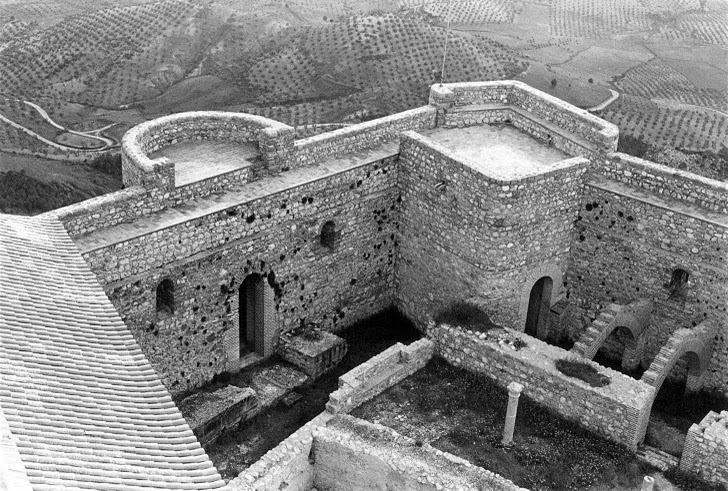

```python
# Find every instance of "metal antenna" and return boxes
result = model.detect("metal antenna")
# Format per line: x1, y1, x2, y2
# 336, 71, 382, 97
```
439, 19, 451, 86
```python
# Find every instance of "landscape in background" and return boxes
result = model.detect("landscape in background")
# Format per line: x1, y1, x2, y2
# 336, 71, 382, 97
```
0, 0, 726, 214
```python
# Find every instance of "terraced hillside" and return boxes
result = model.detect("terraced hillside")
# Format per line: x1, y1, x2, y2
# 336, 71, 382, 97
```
206, 13, 522, 120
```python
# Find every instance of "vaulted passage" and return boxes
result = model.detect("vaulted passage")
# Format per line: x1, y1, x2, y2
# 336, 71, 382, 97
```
525, 276, 553, 339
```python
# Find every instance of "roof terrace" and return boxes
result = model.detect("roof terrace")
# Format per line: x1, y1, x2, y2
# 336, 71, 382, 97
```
418, 124, 570, 180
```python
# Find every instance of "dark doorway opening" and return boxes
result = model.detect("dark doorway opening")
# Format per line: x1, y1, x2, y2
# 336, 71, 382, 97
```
525, 276, 553, 338
240, 274, 264, 356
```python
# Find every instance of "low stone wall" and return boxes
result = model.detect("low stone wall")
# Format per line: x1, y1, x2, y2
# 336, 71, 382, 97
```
603, 152, 728, 213
313, 414, 525, 491
429, 81, 618, 152
294, 105, 437, 168
431, 324, 654, 449
178, 385, 257, 447
680, 410, 728, 485
228, 411, 333, 491
326, 338, 435, 414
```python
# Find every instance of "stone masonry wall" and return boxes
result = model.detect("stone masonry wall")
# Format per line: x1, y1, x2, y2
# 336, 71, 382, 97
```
430, 81, 618, 152
395, 130, 587, 330
602, 153, 728, 213
294, 106, 436, 168
312, 415, 525, 491
432, 325, 655, 449
568, 180, 728, 394
89, 156, 400, 394
680, 410, 728, 485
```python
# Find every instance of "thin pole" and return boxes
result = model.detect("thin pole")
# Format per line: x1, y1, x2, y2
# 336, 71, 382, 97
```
440, 19, 451, 85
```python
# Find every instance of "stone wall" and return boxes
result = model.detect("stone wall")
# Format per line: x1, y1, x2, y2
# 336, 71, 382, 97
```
395, 130, 587, 330
90, 155, 400, 394
431, 324, 655, 449
429, 81, 619, 152
326, 338, 434, 414
568, 177, 728, 393
293, 106, 437, 168
602, 153, 728, 213
312, 415, 525, 491
228, 411, 333, 491
680, 410, 728, 485
122, 111, 294, 186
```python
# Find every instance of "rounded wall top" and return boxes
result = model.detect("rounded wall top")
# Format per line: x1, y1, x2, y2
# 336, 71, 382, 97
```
121, 111, 292, 174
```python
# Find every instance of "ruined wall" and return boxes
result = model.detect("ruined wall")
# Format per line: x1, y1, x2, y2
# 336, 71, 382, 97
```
432, 325, 655, 449
395, 130, 587, 330
86, 156, 400, 394
680, 410, 728, 485
568, 173, 728, 393
313, 415, 524, 491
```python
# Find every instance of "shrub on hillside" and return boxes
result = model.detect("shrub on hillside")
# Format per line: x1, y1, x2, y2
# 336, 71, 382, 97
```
555, 358, 610, 388
0, 170, 88, 215
434, 301, 499, 333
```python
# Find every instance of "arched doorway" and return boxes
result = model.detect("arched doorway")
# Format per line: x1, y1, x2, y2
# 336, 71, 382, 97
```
240, 273, 265, 356
525, 276, 553, 339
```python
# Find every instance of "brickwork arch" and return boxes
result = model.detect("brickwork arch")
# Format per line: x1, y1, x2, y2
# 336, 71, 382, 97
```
641, 319, 717, 396
517, 263, 564, 336
571, 299, 652, 370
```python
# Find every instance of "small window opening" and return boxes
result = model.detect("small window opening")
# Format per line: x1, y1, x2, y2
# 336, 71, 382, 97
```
156, 279, 175, 314
321, 221, 337, 250
665, 268, 689, 299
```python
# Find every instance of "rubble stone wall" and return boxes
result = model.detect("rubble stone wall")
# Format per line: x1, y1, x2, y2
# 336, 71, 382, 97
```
680, 410, 728, 485
431, 325, 655, 449
293, 106, 437, 168
395, 130, 587, 330
568, 180, 728, 394
312, 414, 525, 491
88, 155, 400, 394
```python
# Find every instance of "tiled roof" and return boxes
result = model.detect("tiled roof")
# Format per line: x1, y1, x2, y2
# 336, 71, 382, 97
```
0, 215, 227, 491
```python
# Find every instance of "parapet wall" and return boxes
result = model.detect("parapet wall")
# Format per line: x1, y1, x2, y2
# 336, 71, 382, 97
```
430, 81, 618, 152
121, 111, 295, 189
680, 410, 728, 485
294, 105, 437, 168
431, 324, 655, 449
603, 152, 728, 213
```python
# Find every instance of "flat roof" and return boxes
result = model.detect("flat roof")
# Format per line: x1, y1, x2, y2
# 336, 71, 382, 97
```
418, 124, 570, 180
151, 141, 259, 187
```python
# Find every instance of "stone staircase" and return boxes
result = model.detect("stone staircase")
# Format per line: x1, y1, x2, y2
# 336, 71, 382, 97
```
571, 304, 621, 358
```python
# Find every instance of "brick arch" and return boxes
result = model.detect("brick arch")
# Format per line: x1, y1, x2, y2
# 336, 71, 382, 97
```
571, 300, 652, 369
641, 320, 717, 396
517, 263, 564, 332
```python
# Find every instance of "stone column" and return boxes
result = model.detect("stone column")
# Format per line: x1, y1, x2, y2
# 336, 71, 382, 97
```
502, 381, 523, 446
641, 476, 654, 491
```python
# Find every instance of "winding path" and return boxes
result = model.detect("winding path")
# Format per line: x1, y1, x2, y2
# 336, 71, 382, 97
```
0, 98, 116, 152
587, 89, 620, 112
